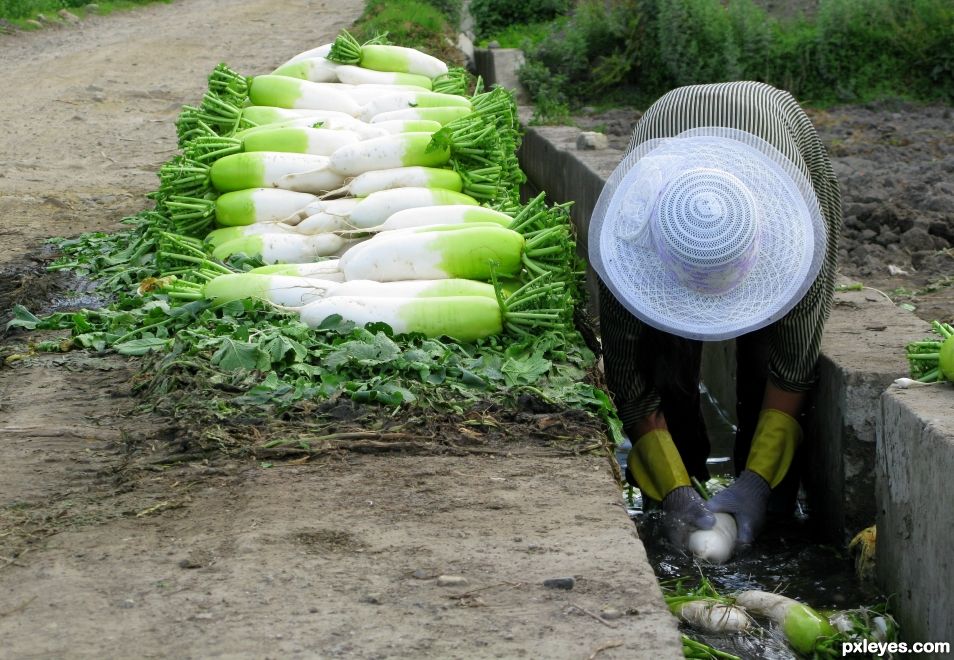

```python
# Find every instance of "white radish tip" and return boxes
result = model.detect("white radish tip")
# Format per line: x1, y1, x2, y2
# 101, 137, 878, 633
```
687, 512, 737, 564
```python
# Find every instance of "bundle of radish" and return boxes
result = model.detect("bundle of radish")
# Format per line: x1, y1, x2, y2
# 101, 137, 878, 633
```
905, 320, 954, 382
205, 188, 482, 261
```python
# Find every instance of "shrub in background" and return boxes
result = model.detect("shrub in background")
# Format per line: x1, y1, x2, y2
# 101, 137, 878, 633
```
419, 0, 463, 29
469, 0, 571, 39
519, 0, 645, 119
519, 0, 954, 118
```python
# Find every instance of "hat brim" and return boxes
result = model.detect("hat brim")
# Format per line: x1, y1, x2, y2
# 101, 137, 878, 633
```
589, 128, 827, 341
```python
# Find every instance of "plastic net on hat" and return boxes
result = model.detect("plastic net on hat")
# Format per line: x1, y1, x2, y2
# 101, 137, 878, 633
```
589, 128, 827, 341
652, 167, 760, 295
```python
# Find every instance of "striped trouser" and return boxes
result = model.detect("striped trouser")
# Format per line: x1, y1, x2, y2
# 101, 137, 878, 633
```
597, 81, 842, 449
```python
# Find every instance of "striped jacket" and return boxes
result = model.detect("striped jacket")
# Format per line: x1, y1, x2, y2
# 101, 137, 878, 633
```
598, 81, 842, 429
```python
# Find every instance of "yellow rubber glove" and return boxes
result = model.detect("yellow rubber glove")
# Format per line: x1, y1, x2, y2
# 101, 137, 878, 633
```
745, 408, 802, 488
627, 429, 691, 502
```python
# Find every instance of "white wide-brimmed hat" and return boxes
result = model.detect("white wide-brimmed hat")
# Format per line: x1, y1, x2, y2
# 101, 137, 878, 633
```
589, 127, 827, 341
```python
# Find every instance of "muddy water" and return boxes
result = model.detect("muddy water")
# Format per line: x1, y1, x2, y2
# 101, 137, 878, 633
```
618, 388, 886, 659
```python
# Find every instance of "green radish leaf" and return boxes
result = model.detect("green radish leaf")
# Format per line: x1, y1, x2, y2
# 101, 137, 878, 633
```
115, 337, 173, 356
212, 338, 268, 371
264, 335, 309, 364
5, 305, 42, 330
501, 353, 552, 386
325, 332, 401, 369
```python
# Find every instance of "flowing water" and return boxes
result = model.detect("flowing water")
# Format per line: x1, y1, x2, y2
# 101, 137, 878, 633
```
617, 385, 888, 659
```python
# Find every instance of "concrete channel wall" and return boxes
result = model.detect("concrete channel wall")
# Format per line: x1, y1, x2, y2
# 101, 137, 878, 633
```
473, 46, 954, 649
878, 386, 954, 652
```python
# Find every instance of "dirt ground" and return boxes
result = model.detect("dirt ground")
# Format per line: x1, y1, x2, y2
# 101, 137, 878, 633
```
4, 1, 949, 656
574, 102, 954, 326
0, 3, 683, 658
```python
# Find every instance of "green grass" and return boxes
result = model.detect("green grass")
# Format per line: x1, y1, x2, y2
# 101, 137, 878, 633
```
349, 0, 464, 65
477, 19, 562, 49
0, 0, 171, 25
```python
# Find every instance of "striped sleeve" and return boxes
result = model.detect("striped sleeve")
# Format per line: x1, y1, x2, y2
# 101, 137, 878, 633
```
600, 81, 842, 419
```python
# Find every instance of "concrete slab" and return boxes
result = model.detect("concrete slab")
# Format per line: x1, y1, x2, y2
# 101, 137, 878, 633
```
473, 48, 531, 104
877, 384, 954, 651
806, 288, 931, 541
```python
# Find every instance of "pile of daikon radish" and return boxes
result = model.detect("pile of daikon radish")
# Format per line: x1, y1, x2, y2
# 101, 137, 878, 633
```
144, 31, 575, 341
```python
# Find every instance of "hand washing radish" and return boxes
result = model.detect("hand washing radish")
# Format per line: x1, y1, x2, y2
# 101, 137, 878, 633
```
335, 64, 432, 89
247, 75, 361, 115
328, 133, 451, 175
212, 233, 364, 263
210, 152, 344, 194
733, 590, 837, 655
323, 166, 462, 199
327, 30, 448, 78
687, 512, 738, 564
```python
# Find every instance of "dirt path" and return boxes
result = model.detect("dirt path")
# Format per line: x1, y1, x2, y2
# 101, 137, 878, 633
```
0, 4, 682, 657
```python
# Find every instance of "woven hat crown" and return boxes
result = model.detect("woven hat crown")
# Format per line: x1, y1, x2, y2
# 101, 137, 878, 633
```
652, 167, 760, 295
589, 128, 827, 341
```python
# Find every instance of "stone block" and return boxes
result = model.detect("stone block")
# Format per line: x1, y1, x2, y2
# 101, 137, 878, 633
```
877, 385, 954, 649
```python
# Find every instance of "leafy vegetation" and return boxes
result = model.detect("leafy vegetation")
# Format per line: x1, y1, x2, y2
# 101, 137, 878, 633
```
474, 19, 557, 49
468, 0, 570, 40
0, 0, 169, 22
349, 0, 465, 64
518, 0, 954, 121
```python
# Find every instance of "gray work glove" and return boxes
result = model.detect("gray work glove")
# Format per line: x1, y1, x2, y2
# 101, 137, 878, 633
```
661, 485, 716, 546
705, 470, 771, 545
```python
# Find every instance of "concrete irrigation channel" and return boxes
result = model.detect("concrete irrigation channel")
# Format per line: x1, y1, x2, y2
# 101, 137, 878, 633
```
471, 45, 954, 653
0, 2, 683, 658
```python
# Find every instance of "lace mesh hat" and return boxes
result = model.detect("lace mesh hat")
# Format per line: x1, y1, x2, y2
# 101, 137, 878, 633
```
589, 127, 827, 341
